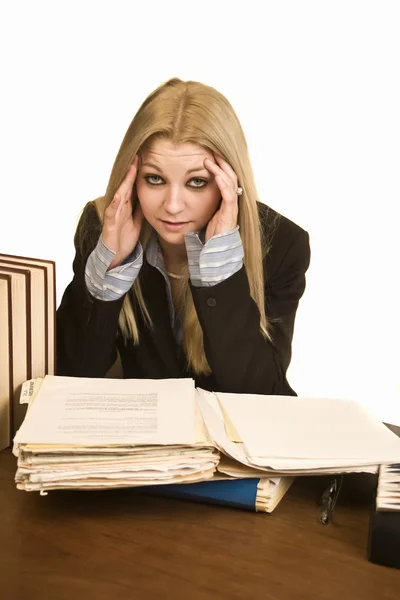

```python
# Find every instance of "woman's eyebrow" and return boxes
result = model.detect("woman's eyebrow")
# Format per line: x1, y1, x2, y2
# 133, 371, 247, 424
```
141, 161, 208, 174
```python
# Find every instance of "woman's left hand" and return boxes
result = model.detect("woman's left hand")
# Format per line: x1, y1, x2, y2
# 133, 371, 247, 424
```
204, 153, 240, 242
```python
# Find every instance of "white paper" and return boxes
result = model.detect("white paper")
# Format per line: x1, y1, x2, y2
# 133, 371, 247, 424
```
16, 466, 217, 492
14, 375, 197, 446
195, 389, 251, 466
216, 393, 400, 467
376, 464, 400, 510
196, 389, 380, 475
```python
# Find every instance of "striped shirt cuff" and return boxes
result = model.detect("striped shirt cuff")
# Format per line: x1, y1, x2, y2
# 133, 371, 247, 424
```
184, 226, 244, 287
85, 235, 143, 301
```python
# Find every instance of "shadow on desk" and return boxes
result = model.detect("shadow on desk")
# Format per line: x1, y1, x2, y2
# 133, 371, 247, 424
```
0, 449, 398, 600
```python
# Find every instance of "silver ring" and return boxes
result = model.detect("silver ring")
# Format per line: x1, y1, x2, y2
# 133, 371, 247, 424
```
237, 187, 243, 196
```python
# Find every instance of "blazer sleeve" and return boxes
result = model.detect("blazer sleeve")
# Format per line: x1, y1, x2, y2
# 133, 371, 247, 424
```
189, 228, 311, 395
56, 202, 127, 377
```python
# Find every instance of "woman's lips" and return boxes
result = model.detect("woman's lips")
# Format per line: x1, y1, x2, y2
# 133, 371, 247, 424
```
160, 220, 190, 231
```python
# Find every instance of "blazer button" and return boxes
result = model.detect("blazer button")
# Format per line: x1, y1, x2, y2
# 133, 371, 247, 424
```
206, 297, 217, 307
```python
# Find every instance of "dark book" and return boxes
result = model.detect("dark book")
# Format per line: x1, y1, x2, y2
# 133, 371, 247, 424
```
368, 424, 400, 569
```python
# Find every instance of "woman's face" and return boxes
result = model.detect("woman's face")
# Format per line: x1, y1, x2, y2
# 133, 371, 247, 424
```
135, 139, 222, 245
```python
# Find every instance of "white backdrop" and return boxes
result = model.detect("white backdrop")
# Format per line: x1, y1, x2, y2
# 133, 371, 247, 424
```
1, 1, 399, 423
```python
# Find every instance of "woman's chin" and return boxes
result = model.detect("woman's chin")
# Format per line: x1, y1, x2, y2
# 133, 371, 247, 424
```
157, 230, 186, 245
154, 220, 198, 244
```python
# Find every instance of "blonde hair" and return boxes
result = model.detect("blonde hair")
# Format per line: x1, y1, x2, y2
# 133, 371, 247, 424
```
83, 78, 280, 375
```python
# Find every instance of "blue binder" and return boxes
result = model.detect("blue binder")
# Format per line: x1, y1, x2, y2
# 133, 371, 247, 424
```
137, 478, 261, 511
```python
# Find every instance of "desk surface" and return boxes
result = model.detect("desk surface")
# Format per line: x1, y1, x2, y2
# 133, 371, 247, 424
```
0, 449, 399, 600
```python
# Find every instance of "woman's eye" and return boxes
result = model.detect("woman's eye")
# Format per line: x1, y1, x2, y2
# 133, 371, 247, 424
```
145, 175, 163, 185
190, 178, 207, 188
144, 175, 207, 188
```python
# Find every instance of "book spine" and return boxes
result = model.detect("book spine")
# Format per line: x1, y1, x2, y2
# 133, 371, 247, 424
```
137, 479, 260, 512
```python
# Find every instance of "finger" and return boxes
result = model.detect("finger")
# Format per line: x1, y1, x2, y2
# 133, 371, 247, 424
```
219, 157, 238, 191
206, 152, 238, 187
214, 175, 237, 208
213, 152, 237, 179
204, 157, 237, 189
105, 193, 121, 217
214, 171, 232, 190
218, 182, 240, 221
118, 156, 139, 198
104, 192, 132, 227
117, 191, 133, 219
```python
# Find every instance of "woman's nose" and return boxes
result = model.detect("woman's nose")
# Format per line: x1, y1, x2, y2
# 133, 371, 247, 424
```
163, 188, 186, 214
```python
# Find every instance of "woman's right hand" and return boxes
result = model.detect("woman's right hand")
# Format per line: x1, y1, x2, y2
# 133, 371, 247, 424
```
102, 155, 144, 270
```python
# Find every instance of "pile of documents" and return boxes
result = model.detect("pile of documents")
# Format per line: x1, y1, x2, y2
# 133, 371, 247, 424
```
13, 375, 400, 495
196, 389, 400, 477
14, 377, 219, 493
376, 463, 400, 511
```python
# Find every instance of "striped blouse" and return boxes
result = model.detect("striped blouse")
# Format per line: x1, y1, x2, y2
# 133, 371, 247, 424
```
85, 227, 244, 343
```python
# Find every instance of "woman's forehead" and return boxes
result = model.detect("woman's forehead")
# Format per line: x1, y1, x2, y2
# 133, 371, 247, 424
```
142, 139, 212, 160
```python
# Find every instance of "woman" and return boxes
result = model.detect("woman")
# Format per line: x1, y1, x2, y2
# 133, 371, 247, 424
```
56, 77, 311, 396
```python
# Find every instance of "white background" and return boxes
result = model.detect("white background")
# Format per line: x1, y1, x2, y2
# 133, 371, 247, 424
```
1, 1, 399, 423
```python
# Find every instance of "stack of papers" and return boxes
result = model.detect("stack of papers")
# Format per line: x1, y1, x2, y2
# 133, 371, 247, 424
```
376, 464, 400, 511
196, 389, 400, 476
255, 477, 294, 512
14, 377, 218, 493
13, 375, 400, 496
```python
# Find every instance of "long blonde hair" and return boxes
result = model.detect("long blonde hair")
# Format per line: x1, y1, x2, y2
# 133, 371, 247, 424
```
86, 78, 279, 375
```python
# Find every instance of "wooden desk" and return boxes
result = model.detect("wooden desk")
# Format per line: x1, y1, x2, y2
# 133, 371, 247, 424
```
0, 449, 398, 600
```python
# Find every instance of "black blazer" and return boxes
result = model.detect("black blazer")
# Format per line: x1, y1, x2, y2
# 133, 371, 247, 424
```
56, 202, 311, 396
